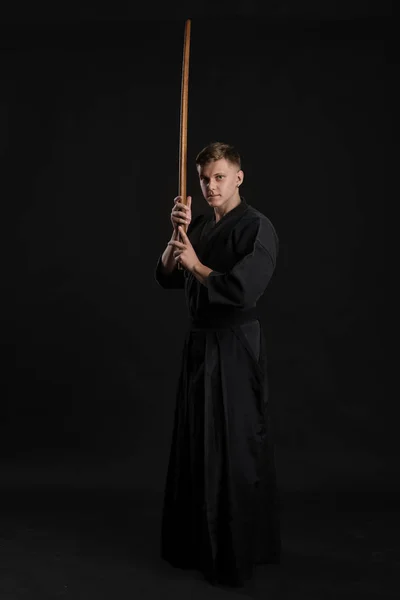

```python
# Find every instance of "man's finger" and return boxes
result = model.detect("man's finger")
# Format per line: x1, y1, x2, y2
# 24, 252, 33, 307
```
178, 225, 187, 236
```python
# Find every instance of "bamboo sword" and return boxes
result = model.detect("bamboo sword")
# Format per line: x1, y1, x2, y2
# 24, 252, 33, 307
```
177, 19, 191, 270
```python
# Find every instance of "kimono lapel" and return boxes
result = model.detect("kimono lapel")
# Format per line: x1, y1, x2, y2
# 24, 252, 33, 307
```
195, 199, 249, 265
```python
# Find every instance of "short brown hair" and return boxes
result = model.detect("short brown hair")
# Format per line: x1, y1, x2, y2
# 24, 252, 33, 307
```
195, 142, 241, 170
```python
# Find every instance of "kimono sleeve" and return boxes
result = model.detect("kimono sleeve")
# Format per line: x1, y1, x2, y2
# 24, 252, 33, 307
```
154, 254, 185, 289
206, 217, 278, 307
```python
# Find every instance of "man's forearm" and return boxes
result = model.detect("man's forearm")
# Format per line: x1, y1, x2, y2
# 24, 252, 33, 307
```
161, 233, 178, 274
191, 262, 213, 286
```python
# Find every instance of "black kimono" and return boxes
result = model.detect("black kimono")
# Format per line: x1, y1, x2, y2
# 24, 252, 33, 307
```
155, 199, 281, 587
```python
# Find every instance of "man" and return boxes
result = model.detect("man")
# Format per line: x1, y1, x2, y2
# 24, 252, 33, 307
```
155, 142, 280, 587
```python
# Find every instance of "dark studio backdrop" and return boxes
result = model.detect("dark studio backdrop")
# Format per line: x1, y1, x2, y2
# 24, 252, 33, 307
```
1, 2, 390, 503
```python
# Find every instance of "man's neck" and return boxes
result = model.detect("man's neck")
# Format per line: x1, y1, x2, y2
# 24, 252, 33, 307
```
214, 195, 241, 222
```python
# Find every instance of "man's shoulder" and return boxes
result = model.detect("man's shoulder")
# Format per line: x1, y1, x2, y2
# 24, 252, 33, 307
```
242, 205, 277, 233
240, 205, 279, 257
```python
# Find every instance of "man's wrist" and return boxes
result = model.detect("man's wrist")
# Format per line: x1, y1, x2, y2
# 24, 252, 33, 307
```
192, 262, 213, 285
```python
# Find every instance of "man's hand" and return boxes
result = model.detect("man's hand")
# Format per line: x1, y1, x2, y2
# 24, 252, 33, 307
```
171, 196, 192, 232
168, 225, 201, 272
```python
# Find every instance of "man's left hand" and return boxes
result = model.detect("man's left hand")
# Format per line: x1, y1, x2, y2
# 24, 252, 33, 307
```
168, 226, 202, 272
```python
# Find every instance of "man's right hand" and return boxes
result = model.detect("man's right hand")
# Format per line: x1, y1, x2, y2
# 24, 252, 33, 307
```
171, 196, 192, 234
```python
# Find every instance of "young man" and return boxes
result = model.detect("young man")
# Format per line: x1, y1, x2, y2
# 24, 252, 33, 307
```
155, 142, 280, 587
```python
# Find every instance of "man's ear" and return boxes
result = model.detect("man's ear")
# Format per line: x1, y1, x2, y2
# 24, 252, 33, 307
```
237, 169, 244, 186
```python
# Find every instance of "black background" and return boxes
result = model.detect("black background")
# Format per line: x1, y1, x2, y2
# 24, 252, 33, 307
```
0, 1, 392, 597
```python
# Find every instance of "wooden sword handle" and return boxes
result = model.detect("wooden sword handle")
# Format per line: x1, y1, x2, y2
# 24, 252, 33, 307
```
177, 19, 191, 270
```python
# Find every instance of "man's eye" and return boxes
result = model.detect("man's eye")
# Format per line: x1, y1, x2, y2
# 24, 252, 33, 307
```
216, 175, 223, 180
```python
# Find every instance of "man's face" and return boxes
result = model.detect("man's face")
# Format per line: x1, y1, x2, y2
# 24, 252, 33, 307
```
197, 158, 243, 208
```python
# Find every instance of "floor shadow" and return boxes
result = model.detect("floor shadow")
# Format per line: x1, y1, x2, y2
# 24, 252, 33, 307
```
0, 483, 398, 599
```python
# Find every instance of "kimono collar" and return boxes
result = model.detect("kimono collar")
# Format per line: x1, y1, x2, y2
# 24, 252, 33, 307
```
211, 197, 249, 227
